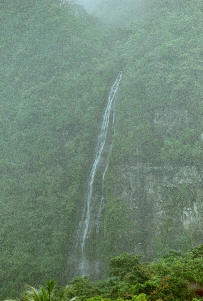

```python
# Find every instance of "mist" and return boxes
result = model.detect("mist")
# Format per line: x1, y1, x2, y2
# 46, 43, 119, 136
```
75, 0, 100, 12
1, 0, 202, 299
75, 0, 146, 24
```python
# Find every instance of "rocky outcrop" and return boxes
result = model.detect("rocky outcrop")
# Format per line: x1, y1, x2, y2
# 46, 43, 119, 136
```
104, 163, 203, 260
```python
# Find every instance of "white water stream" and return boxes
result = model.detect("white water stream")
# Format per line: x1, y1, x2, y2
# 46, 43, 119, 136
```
79, 72, 122, 275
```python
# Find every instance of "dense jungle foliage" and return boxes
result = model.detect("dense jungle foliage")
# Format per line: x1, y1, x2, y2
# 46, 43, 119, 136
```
5, 246, 203, 301
101, 0, 203, 261
0, 0, 114, 297
0, 0, 202, 299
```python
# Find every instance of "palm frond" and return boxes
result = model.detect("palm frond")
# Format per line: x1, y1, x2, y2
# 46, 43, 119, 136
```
46, 280, 56, 296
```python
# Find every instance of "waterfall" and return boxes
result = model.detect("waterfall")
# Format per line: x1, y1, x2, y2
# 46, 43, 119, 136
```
96, 97, 117, 233
79, 72, 122, 276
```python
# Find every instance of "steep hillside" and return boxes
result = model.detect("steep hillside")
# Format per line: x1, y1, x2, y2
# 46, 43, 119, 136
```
0, 0, 114, 297
102, 0, 203, 259
75, 0, 203, 277
0, 0, 202, 298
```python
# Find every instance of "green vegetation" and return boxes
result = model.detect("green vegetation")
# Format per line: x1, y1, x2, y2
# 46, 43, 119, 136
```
0, 0, 114, 297
6, 246, 203, 301
102, 0, 203, 261
0, 0, 202, 299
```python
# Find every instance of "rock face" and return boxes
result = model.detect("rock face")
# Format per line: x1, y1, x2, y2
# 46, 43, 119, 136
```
104, 163, 203, 260
83, 99, 203, 276
98, 104, 202, 263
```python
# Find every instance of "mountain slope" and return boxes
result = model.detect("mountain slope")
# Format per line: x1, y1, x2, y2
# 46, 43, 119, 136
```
0, 0, 202, 298
0, 0, 114, 297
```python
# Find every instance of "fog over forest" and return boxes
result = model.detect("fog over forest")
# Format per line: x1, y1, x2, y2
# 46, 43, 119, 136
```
0, 0, 202, 300
75, 0, 146, 23
76, 0, 98, 11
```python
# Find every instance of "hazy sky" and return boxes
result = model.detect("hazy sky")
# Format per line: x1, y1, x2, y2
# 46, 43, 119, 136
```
75, 0, 100, 12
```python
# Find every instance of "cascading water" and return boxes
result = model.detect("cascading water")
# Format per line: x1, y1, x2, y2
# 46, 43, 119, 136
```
96, 97, 117, 233
79, 72, 122, 276
96, 152, 111, 234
